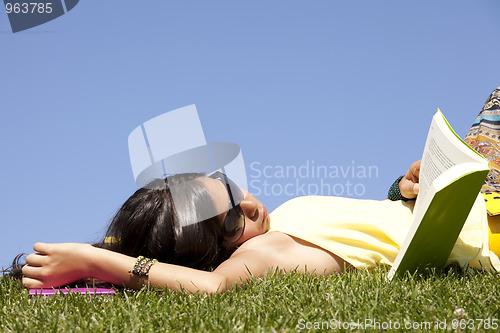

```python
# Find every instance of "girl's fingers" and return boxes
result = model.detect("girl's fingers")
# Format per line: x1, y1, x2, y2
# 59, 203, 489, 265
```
25, 253, 46, 267
22, 276, 45, 289
400, 178, 418, 199
22, 264, 44, 279
33, 242, 49, 254
413, 183, 420, 194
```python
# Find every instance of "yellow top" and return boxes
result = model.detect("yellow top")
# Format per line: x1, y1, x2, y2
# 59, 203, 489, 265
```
268, 194, 500, 271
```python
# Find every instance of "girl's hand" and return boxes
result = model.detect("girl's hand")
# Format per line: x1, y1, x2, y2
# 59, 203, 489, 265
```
22, 242, 94, 289
400, 160, 421, 199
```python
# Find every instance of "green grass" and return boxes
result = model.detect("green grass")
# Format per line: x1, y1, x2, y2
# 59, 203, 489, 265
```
1, 267, 499, 332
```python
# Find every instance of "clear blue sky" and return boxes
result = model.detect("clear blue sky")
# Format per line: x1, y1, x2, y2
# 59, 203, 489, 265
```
1, 0, 499, 269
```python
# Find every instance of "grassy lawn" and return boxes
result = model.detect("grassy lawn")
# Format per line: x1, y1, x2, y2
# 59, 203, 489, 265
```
1, 267, 498, 332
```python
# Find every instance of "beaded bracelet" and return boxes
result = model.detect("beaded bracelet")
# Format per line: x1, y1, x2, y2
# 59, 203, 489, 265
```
143, 259, 158, 277
387, 175, 410, 201
129, 256, 147, 276
129, 256, 158, 277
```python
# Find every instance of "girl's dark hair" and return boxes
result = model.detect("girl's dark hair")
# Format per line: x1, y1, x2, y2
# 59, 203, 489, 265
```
4, 253, 26, 280
100, 173, 227, 270
5, 173, 228, 281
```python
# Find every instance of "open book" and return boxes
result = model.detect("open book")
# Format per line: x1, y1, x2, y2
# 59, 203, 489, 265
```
387, 109, 489, 280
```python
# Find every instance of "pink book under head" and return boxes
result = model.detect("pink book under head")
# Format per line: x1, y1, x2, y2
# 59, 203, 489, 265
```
29, 287, 116, 296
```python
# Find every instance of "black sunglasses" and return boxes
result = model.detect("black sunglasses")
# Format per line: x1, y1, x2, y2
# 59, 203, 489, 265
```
208, 171, 246, 244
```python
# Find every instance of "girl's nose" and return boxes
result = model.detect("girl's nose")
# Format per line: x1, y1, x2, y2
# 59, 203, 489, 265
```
239, 191, 259, 219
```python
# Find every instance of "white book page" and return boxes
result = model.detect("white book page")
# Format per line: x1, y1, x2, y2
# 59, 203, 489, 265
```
413, 110, 485, 218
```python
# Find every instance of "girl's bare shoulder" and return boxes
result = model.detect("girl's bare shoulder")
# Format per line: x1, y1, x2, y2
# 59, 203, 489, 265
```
231, 231, 351, 274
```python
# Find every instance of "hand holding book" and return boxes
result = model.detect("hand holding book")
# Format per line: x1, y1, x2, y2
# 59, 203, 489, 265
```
388, 109, 490, 280
399, 160, 421, 200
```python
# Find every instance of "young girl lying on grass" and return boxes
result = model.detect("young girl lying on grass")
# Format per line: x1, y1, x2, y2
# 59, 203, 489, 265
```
15, 88, 500, 294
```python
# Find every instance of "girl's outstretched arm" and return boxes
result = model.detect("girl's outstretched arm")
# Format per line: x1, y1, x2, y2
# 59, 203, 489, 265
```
21, 242, 269, 294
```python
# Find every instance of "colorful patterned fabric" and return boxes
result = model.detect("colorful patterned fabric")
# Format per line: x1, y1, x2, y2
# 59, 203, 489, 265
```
465, 87, 500, 194
464, 86, 500, 253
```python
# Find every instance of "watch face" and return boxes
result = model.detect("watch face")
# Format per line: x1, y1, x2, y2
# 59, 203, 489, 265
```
5, 0, 80, 33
